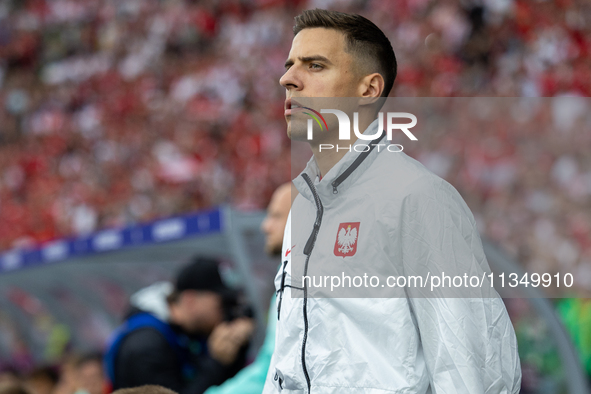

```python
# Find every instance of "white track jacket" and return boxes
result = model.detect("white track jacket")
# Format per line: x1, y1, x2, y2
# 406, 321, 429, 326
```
263, 120, 521, 394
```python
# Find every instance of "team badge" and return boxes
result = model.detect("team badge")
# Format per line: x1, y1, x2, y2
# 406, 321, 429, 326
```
334, 222, 360, 257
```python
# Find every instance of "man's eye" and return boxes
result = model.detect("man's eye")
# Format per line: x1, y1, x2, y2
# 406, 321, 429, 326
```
310, 63, 323, 70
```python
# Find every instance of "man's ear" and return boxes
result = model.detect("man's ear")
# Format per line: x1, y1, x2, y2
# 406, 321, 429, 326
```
358, 73, 384, 106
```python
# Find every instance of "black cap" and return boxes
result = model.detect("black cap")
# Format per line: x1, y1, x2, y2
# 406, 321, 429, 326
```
175, 257, 230, 294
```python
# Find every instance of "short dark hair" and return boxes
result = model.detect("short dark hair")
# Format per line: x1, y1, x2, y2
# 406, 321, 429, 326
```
111, 385, 178, 394
293, 9, 397, 97
76, 351, 103, 368
25, 366, 59, 385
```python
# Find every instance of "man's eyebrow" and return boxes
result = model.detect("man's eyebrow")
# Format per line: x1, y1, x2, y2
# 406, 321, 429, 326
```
284, 55, 333, 69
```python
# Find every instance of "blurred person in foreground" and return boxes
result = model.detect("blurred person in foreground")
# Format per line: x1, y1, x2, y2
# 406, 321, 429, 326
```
111, 385, 177, 394
52, 354, 80, 394
52, 353, 105, 394
74, 353, 105, 394
263, 9, 521, 393
204, 183, 293, 394
104, 257, 254, 394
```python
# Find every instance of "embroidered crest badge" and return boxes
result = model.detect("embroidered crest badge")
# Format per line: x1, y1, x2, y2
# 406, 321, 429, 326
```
334, 222, 360, 257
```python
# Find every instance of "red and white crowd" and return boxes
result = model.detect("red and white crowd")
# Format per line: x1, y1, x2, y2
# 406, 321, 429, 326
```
0, 0, 590, 290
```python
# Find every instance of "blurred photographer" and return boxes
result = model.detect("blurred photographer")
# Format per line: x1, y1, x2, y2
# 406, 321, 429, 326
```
105, 257, 254, 394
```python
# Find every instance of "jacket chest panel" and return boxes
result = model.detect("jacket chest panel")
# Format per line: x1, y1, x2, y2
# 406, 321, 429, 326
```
290, 196, 405, 298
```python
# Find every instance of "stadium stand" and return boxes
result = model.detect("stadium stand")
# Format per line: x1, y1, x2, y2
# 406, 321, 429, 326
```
1, 0, 591, 393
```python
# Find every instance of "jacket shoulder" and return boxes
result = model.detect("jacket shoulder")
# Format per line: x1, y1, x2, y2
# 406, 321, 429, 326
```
372, 151, 455, 199
372, 151, 476, 222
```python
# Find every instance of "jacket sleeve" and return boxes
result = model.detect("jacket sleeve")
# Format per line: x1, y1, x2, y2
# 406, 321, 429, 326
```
204, 296, 277, 394
399, 179, 521, 394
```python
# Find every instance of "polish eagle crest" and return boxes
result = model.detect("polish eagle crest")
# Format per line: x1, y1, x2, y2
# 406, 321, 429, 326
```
334, 222, 360, 257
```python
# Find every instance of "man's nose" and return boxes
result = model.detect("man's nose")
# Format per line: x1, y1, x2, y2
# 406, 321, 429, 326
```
280, 67, 301, 91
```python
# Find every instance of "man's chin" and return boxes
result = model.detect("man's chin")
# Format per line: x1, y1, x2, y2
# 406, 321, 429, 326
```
266, 243, 283, 257
286, 117, 294, 140
285, 116, 311, 141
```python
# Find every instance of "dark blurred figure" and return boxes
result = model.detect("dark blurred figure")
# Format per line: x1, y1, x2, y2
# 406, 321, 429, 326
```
105, 257, 254, 394
22, 367, 58, 394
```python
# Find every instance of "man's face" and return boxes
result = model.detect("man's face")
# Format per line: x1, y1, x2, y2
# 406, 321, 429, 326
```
280, 28, 362, 140
176, 290, 223, 335
261, 184, 291, 256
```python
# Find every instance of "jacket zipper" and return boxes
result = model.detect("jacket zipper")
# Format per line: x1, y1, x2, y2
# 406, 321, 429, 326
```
300, 172, 324, 394
297, 132, 384, 392
277, 260, 288, 320
331, 131, 386, 194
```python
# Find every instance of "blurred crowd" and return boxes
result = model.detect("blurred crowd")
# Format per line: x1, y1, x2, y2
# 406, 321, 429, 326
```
400, 97, 591, 295
0, 0, 295, 250
0, 352, 104, 394
1, 0, 591, 390
1, 0, 589, 254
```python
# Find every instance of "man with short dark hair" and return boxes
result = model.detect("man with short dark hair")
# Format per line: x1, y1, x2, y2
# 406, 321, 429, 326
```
264, 9, 521, 394
290, 8, 396, 98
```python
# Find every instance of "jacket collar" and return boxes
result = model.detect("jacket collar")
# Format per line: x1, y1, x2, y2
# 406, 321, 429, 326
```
294, 118, 386, 203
